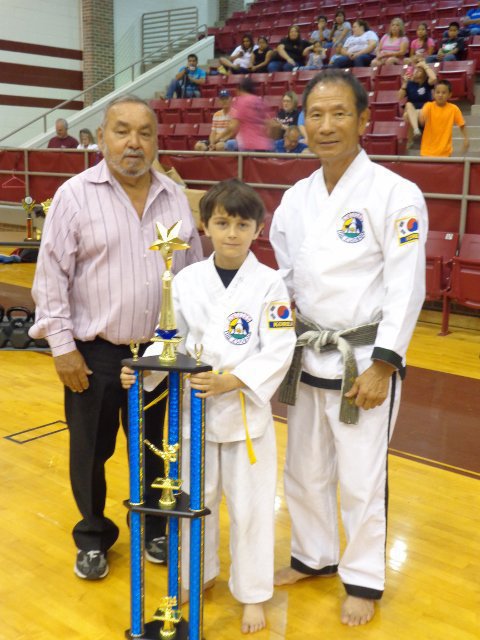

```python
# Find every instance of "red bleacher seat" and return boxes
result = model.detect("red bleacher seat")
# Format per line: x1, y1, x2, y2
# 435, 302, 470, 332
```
292, 68, 318, 92
373, 64, 406, 91
350, 67, 375, 92
441, 234, 480, 334
157, 123, 175, 149
435, 1, 461, 20
363, 133, 399, 155
383, 4, 406, 20
467, 44, 480, 72
184, 98, 214, 124
406, 2, 433, 21
374, 120, 408, 153
161, 98, 191, 124
425, 230, 459, 303
190, 122, 212, 146
440, 60, 476, 102
369, 91, 402, 121
202, 74, 227, 97
268, 72, 294, 95
164, 123, 199, 151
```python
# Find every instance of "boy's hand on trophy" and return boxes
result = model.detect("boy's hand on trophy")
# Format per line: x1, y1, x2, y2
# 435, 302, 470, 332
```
190, 371, 245, 398
121, 366, 136, 389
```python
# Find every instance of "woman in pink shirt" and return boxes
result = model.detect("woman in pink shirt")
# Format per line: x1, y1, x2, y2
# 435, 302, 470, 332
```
372, 18, 409, 66
223, 78, 273, 152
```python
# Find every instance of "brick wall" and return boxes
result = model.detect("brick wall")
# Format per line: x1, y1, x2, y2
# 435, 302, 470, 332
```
82, 0, 115, 105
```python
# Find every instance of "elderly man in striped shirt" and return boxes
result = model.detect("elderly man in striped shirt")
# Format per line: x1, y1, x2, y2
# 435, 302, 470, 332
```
30, 95, 203, 580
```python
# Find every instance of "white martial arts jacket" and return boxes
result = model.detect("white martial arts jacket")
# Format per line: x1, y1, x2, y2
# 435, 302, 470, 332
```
270, 150, 427, 380
144, 251, 296, 442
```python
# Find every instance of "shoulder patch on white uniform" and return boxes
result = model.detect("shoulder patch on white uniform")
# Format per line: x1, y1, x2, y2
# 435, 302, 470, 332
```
337, 212, 365, 243
224, 312, 252, 345
396, 216, 419, 246
267, 301, 294, 329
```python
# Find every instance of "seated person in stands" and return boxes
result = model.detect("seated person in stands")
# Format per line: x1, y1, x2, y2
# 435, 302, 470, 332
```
274, 125, 308, 153
426, 22, 464, 63
275, 91, 300, 130
194, 89, 238, 152
250, 36, 273, 73
330, 19, 378, 68
218, 33, 256, 75
47, 118, 79, 149
166, 54, 206, 98
399, 61, 437, 143
309, 15, 332, 48
330, 10, 352, 52
371, 18, 409, 66
267, 25, 310, 72
460, 0, 480, 37
301, 40, 327, 69
297, 110, 306, 141
406, 22, 435, 64
419, 79, 469, 157
77, 128, 98, 150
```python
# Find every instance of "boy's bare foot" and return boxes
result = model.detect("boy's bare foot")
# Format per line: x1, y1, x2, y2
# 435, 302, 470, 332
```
181, 577, 216, 604
274, 566, 309, 586
341, 595, 375, 626
241, 603, 266, 634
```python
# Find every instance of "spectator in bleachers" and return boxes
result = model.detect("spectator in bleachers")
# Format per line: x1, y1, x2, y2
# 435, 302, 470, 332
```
330, 20, 378, 68
301, 41, 328, 70
419, 79, 469, 157
399, 61, 437, 143
218, 34, 256, 75
47, 118, 79, 149
309, 15, 332, 49
194, 89, 238, 151
426, 22, 464, 63
77, 128, 98, 150
221, 78, 273, 152
267, 25, 311, 72
371, 18, 409, 67
276, 92, 300, 129
166, 54, 206, 99
250, 36, 274, 73
460, 0, 480, 37
329, 10, 352, 59
274, 125, 308, 153
406, 22, 435, 64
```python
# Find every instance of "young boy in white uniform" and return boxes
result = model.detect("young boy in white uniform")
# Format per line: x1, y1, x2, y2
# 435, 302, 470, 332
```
270, 69, 427, 626
122, 179, 296, 633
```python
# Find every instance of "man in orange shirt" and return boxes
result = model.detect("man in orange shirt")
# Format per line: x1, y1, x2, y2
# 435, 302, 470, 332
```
419, 79, 469, 157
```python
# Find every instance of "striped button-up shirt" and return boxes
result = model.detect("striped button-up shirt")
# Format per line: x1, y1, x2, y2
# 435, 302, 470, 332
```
30, 160, 203, 356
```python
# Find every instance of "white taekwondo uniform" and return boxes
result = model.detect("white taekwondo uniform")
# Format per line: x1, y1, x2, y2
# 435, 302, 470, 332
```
144, 251, 296, 603
270, 149, 427, 599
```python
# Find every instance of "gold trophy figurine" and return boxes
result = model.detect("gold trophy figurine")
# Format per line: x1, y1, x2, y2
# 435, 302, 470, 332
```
150, 221, 190, 362
144, 439, 183, 509
153, 596, 182, 639
21, 196, 36, 240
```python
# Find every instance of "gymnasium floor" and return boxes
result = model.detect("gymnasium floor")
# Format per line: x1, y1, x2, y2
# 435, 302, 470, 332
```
0, 262, 479, 640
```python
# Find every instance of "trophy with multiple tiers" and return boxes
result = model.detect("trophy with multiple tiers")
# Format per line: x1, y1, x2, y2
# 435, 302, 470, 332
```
123, 221, 211, 640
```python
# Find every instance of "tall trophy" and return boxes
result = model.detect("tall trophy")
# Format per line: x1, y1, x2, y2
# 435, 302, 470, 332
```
123, 221, 211, 640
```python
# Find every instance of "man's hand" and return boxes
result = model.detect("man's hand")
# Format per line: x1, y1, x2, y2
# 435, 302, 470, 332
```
189, 371, 244, 398
54, 350, 92, 393
344, 361, 396, 410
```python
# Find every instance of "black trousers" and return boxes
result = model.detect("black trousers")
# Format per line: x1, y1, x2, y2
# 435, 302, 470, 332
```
65, 338, 167, 551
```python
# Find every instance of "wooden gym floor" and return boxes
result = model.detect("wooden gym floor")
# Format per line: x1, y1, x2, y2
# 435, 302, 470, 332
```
0, 262, 479, 640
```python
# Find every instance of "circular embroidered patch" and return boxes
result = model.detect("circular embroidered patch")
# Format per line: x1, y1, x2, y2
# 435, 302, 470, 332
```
224, 312, 252, 345
337, 212, 365, 244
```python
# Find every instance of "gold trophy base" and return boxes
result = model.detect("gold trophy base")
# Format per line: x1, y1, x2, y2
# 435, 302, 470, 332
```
153, 597, 182, 639
151, 335, 183, 363
152, 477, 183, 509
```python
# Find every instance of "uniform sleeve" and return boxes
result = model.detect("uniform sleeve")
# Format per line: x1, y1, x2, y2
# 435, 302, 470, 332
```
269, 193, 295, 297
29, 185, 79, 356
372, 185, 428, 369
230, 276, 296, 406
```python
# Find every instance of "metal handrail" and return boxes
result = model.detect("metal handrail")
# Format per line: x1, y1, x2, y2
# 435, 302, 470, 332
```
0, 22, 208, 146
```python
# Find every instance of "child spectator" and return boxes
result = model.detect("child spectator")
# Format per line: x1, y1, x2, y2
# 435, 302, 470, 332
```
218, 33, 256, 75
250, 36, 273, 73
407, 22, 435, 64
309, 15, 332, 48
371, 18, 409, 66
399, 61, 437, 144
330, 10, 352, 51
426, 22, 464, 63
419, 79, 469, 157
121, 179, 296, 634
301, 40, 327, 69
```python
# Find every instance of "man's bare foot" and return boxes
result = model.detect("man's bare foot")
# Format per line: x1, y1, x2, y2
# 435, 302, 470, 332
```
274, 566, 310, 586
241, 603, 266, 634
181, 578, 216, 604
341, 595, 375, 626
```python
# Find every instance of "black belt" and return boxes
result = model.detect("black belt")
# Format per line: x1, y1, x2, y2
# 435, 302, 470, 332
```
300, 371, 342, 390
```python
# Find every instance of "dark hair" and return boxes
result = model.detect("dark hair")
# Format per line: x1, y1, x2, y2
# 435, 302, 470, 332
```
242, 33, 254, 50
449, 21, 460, 29
435, 79, 452, 92
353, 19, 369, 32
417, 21, 429, 44
238, 77, 256, 94
316, 15, 327, 22
187, 53, 198, 62
200, 179, 265, 227
302, 68, 369, 116
258, 35, 269, 44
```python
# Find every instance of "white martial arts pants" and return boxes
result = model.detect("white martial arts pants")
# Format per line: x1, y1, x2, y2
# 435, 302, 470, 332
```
181, 422, 277, 604
284, 375, 401, 599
